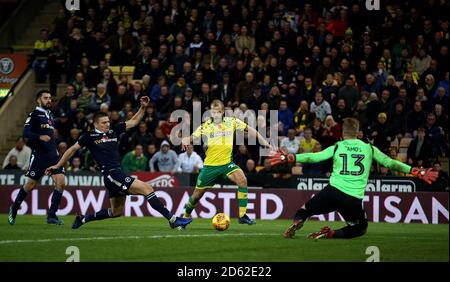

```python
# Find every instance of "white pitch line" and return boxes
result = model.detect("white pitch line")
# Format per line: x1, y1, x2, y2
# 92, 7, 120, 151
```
0, 233, 281, 245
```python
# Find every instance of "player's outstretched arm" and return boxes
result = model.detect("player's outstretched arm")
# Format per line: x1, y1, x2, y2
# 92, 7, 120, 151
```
125, 96, 149, 130
269, 145, 335, 166
372, 145, 438, 184
182, 123, 203, 151
246, 125, 274, 150
45, 142, 81, 175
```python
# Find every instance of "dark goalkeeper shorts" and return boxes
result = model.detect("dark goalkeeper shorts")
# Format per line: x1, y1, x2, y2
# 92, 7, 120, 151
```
102, 167, 136, 198
305, 184, 367, 226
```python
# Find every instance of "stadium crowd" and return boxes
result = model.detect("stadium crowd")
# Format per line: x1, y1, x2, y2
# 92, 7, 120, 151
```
3, 0, 449, 191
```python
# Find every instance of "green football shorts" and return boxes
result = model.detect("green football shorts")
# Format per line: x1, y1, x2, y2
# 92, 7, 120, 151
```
195, 162, 241, 189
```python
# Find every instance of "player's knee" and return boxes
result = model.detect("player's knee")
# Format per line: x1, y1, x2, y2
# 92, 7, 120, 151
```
145, 184, 154, 194
55, 182, 65, 191
193, 189, 205, 200
24, 181, 36, 192
237, 176, 247, 187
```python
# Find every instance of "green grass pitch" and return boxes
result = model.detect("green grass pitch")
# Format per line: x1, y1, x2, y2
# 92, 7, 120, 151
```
0, 215, 448, 262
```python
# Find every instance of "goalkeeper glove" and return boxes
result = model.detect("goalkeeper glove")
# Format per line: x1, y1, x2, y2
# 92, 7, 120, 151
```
269, 149, 296, 166
410, 167, 439, 185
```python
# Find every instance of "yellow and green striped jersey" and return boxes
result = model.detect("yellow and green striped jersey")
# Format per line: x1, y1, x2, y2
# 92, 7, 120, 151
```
192, 117, 247, 166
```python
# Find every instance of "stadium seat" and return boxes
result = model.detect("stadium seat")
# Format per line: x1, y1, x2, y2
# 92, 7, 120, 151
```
121, 66, 135, 76
390, 139, 399, 150
397, 152, 408, 162
398, 137, 412, 154
109, 66, 121, 75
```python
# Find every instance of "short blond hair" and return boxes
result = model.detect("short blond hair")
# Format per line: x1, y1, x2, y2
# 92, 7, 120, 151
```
342, 118, 360, 138
211, 99, 224, 111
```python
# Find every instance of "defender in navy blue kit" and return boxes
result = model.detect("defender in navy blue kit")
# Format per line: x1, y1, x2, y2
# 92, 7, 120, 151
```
46, 96, 192, 229
8, 90, 65, 225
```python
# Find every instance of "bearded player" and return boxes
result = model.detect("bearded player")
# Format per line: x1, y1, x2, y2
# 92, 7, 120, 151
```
181, 99, 273, 226
8, 90, 65, 225
269, 118, 438, 239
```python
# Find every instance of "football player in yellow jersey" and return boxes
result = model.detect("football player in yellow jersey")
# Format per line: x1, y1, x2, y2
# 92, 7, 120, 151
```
181, 100, 273, 225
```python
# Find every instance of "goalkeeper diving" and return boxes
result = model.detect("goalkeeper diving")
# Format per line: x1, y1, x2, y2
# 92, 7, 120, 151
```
269, 118, 439, 239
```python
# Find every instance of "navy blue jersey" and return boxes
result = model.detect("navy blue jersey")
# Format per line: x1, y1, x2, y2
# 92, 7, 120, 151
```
23, 107, 58, 158
77, 122, 127, 171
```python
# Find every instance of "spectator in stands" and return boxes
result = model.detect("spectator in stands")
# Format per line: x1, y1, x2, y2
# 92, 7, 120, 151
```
58, 84, 76, 113
434, 72, 449, 98
149, 140, 179, 173
278, 99, 294, 136
310, 91, 332, 122
2, 137, 31, 170
267, 86, 282, 110
68, 156, 82, 173
145, 144, 158, 162
407, 127, 432, 167
32, 29, 53, 83
412, 48, 432, 76
67, 128, 80, 147
332, 98, 352, 124
57, 141, 70, 171
3, 156, 20, 170
424, 113, 444, 158
76, 57, 95, 87
245, 159, 256, 174
286, 83, 301, 113
76, 87, 93, 114
299, 127, 319, 153
177, 144, 203, 174
233, 145, 252, 170
235, 72, 257, 106
369, 112, 394, 153
433, 104, 449, 155
321, 73, 339, 104
338, 78, 360, 112
432, 86, 449, 115
54, 112, 71, 140
47, 38, 66, 93
105, 26, 136, 66
321, 115, 342, 148
379, 89, 392, 114
430, 161, 449, 192
133, 46, 153, 79
122, 144, 148, 174
280, 129, 300, 154
311, 118, 325, 142
235, 26, 255, 55
258, 157, 291, 180
88, 83, 111, 113
390, 101, 408, 137
67, 27, 87, 82
293, 100, 315, 135
407, 101, 427, 135
100, 68, 118, 97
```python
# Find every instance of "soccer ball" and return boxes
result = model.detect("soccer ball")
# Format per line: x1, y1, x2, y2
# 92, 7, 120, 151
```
212, 213, 230, 231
